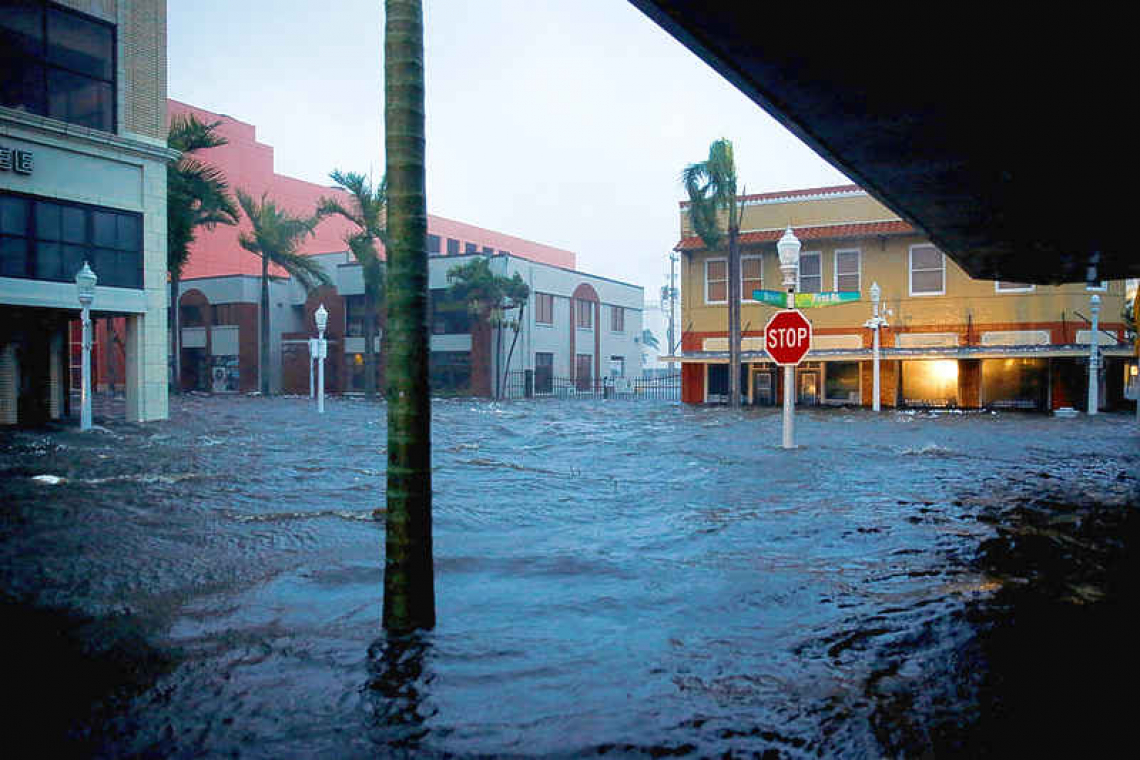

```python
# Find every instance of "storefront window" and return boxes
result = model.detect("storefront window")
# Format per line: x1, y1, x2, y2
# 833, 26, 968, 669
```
982, 358, 1047, 410
825, 361, 860, 403
902, 360, 958, 407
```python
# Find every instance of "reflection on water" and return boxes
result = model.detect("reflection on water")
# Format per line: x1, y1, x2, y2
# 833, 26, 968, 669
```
1, 396, 1137, 757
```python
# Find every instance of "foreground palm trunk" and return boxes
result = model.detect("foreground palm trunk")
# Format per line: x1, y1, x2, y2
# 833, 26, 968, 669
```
383, 0, 435, 632
260, 255, 271, 395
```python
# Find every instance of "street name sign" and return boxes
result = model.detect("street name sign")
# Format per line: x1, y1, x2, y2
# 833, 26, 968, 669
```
764, 309, 812, 365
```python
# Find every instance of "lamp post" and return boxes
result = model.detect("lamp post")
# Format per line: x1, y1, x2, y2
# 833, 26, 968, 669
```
75, 262, 97, 431
1088, 294, 1100, 416
864, 281, 889, 412
315, 304, 328, 414
777, 226, 801, 449
308, 337, 318, 399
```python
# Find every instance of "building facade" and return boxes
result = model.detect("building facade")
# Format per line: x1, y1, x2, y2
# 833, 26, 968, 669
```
1, 0, 173, 426
167, 102, 642, 397
673, 185, 1134, 411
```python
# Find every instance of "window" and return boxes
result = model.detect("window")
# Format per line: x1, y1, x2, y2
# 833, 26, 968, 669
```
430, 351, 471, 392
464, 242, 477, 254
610, 305, 624, 332
345, 295, 366, 336
499, 249, 511, 256
609, 356, 625, 378
995, 280, 1033, 293
798, 251, 821, 294
825, 361, 860, 403
446, 238, 459, 255
705, 258, 727, 303
575, 299, 593, 329
429, 288, 471, 334
0, 1, 115, 132
426, 234, 441, 254
534, 292, 553, 325
0, 191, 141, 287
179, 303, 204, 327
1086, 281, 1108, 291
909, 245, 945, 296
742, 255, 762, 300
835, 249, 860, 292
482, 246, 494, 256
535, 352, 554, 393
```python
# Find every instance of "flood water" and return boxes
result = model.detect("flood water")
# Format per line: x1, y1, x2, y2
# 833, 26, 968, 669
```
1, 396, 1137, 757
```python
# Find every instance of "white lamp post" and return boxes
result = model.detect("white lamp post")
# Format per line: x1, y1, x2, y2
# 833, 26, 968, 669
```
315, 303, 328, 414
75, 262, 97, 431
864, 281, 889, 412
777, 226, 801, 449
308, 337, 318, 399
1088, 294, 1100, 416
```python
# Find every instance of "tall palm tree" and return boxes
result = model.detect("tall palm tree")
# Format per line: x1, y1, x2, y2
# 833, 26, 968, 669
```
167, 114, 239, 390
235, 189, 330, 395
683, 139, 745, 407
384, 0, 435, 632
317, 170, 387, 400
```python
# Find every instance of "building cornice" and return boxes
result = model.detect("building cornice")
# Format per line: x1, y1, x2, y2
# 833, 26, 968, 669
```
1, 106, 180, 163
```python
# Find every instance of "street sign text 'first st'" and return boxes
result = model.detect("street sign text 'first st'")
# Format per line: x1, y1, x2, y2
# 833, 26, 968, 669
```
764, 309, 812, 365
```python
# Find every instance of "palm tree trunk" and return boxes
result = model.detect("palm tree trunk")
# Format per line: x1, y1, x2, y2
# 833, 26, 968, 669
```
384, 0, 435, 632
728, 225, 741, 407
260, 254, 270, 395
170, 271, 181, 392
364, 292, 377, 400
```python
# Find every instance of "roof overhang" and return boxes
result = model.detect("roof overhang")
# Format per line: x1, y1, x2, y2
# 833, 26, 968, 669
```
629, 3, 1136, 284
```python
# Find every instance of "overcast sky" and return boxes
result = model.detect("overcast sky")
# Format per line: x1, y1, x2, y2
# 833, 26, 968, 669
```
168, 0, 849, 298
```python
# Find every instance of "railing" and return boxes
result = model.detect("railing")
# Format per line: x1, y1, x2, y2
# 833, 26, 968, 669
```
502, 371, 681, 401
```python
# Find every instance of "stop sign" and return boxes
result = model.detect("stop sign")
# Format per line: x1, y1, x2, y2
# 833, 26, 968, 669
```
764, 309, 812, 365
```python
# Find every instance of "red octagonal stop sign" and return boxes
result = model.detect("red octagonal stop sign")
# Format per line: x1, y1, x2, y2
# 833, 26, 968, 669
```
764, 309, 813, 365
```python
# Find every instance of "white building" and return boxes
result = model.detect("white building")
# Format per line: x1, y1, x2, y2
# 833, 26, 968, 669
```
1, 0, 173, 426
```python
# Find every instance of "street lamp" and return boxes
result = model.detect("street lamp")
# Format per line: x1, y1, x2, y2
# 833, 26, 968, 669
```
776, 226, 801, 449
75, 262, 97, 431
864, 282, 889, 412
315, 303, 328, 414
1088, 293, 1100, 416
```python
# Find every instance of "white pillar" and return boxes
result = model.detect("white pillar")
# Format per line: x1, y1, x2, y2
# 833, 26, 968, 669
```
81, 306, 92, 430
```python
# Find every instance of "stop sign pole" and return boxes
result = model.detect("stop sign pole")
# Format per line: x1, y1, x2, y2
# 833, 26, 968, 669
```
775, 227, 805, 449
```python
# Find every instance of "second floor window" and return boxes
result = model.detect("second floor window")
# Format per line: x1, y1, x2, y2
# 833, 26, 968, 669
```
798, 251, 821, 293
446, 238, 459, 255
534, 292, 553, 324
575, 298, 593, 329
611, 305, 624, 332
835, 249, 860, 292
995, 280, 1033, 293
742, 255, 762, 300
705, 258, 727, 303
426, 234, 441, 254
910, 244, 945, 296
0, 1, 116, 132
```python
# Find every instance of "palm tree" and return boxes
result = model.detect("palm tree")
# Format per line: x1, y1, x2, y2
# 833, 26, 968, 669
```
317, 170, 387, 400
235, 189, 330, 395
641, 328, 660, 350
384, 0, 435, 632
683, 139, 745, 407
167, 114, 239, 390
446, 257, 529, 398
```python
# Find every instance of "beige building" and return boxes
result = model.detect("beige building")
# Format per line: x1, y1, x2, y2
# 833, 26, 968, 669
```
1, 0, 173, 425
674, 185, 1133, 410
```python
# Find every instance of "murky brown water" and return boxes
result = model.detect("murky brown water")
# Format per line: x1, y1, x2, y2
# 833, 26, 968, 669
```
1, 396, 1137, 757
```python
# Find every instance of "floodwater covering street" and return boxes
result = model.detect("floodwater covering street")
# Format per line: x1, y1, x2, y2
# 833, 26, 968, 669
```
1, 395, 1137, 757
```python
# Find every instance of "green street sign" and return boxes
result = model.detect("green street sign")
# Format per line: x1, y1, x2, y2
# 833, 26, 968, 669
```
795, 291, 861, 308
751, 289, 788, 307
752, 290, 861, 307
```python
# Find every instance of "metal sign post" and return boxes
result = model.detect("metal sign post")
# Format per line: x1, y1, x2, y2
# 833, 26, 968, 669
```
773, 227, 809, 449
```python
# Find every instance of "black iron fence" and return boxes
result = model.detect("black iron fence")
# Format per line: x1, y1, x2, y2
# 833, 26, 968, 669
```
502, 370, 681, 401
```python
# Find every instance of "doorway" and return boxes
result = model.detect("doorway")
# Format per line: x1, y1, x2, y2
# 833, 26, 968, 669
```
798, 370, 820, 405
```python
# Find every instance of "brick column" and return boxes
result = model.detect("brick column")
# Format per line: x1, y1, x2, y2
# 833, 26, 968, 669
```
958, 359, 982, 408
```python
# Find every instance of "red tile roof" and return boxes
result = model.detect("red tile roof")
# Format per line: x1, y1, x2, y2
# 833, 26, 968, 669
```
678, 184, 862, 208
675, 220, 915, 251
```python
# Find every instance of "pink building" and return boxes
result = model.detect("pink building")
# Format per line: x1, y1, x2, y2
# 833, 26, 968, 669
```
168, 100, 576, 278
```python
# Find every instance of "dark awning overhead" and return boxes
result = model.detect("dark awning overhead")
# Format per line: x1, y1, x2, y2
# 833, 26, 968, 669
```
629, 2, 1135, 284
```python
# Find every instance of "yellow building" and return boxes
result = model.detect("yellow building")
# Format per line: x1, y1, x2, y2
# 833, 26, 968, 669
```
673, 185, 1134, 411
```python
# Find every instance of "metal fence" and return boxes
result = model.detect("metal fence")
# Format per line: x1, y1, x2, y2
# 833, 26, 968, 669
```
501, 370, 681, 401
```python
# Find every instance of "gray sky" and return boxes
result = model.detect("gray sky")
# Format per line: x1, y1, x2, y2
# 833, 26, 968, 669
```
168, 0, 848, 296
